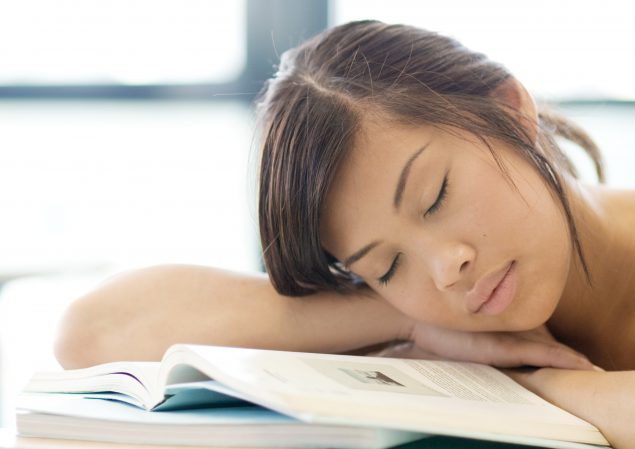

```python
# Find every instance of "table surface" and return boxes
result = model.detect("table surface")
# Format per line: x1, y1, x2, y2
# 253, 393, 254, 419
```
0, 428, 536, 449
0, 430, 181, 449
0, 429, 268, 449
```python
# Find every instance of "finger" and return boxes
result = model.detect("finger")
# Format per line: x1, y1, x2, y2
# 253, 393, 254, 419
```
411, 325, 595, 370
516, 328, 556, 345
514, 335, 596, 370
371, 342, 442, 360
426, 331, 588, 369
482, 337, 595, 370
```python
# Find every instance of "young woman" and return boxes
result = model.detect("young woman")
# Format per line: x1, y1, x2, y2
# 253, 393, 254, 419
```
55, 21, 635, 446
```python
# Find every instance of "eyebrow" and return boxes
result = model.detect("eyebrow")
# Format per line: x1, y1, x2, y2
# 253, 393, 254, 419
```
343, 241, 381, 268
393, 143, 430, 209
342, 142, 430, 268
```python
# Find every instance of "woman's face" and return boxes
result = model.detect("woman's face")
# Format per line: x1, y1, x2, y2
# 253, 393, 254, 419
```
321, 118, 572, 332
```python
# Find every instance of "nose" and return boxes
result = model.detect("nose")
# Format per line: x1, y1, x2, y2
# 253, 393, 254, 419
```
429, 242, 475, 291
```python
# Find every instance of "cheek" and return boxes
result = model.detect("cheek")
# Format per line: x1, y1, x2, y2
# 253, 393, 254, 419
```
517, 196, 572, 323
380, 284, 460, 328
464, 158, 569, 254
486, 183, 572, 327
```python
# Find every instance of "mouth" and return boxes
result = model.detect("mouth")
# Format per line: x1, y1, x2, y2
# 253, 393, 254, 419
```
467, 261, 518, 316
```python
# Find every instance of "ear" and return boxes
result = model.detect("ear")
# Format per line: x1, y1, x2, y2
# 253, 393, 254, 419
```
492, 77, 538, 143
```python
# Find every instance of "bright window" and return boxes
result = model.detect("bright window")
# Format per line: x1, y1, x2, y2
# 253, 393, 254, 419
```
331, 0, 635, 100
0, 0, 246, 85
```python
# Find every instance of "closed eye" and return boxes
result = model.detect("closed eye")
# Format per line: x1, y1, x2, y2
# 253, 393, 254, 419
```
378, 252, 402, 286
377, 175, 448, 287
424, 174, 449, 217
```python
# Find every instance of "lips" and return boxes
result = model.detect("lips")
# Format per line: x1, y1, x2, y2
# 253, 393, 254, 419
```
466, 261, 517, 315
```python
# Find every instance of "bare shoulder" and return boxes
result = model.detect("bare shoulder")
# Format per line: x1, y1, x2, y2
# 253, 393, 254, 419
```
594, 184, 635, 227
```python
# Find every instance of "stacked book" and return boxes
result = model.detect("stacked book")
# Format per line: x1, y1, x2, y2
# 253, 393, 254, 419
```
17, 344, 610, 448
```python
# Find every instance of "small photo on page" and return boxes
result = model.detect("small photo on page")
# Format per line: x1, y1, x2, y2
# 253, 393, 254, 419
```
302, 359, 447, 397
340, 369, 404, 386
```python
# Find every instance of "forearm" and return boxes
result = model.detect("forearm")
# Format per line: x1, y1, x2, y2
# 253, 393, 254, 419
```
55, 265, 413, 368
513, 368, 635, 448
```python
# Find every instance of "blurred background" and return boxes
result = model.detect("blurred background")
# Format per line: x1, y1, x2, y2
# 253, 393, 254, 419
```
0, 0, 633, 428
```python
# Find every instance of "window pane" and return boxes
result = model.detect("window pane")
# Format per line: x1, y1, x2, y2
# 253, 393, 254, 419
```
0, 100, 259, 273
0, 0, 245, 85
331, 0, 635, 100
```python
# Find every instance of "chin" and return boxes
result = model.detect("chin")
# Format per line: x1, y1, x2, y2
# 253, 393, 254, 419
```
501, 293, 560, 331
499, 262, 566, 331
466, 295, 558, 333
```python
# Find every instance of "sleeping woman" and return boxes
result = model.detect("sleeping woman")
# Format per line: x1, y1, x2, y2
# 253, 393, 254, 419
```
54, 21, 635, 447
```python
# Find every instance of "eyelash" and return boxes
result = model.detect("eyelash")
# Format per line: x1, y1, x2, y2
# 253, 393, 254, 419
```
423, 174, 449, 218
377, 175, 450, 286
378, 252, 402, 286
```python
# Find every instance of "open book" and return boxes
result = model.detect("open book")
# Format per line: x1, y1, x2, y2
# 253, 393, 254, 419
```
18, 344, 610, 449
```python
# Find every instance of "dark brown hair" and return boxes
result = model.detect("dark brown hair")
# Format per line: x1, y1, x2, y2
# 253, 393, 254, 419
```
256, 20, 604, 296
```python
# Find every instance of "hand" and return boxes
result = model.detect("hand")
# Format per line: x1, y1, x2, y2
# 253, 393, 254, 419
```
372, 323, 595, 371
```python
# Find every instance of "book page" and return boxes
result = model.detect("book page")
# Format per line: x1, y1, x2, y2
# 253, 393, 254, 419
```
24, 362, 161, 409
17, 392, 294, 425
155, 381, 250, 410
395, 360, 535, 404
167, 345, 609, 447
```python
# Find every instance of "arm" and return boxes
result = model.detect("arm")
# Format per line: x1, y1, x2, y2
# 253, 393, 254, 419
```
55, 265, 596, 371
509, 368, 635, 448
54, 264, 414, 368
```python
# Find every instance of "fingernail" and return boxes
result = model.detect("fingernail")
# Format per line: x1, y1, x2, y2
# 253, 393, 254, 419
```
592, 364, 605, 372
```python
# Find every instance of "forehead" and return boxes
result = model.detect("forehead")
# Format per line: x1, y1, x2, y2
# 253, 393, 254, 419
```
320, 119, 437, 256
341, 118, 440, 185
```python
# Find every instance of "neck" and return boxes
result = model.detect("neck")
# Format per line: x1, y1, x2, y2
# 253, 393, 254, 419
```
548, 177, 635, 369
